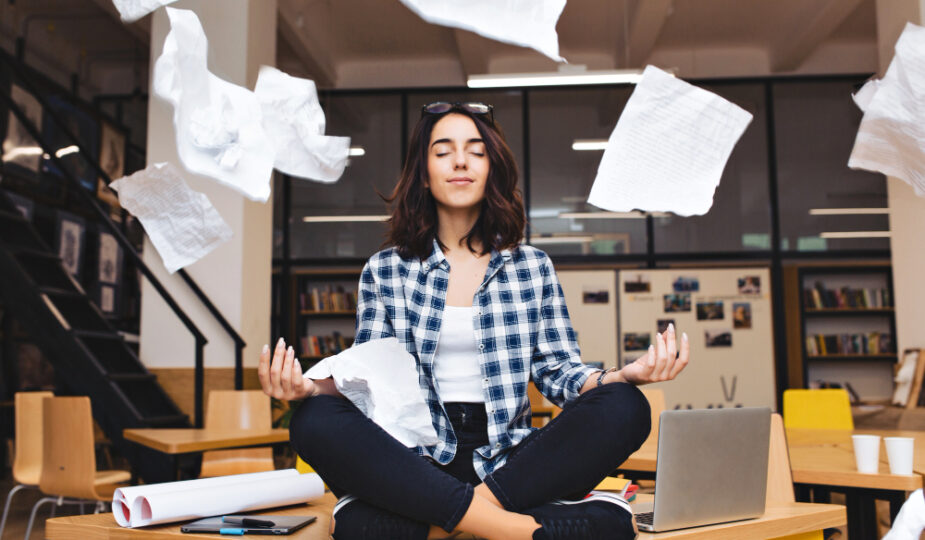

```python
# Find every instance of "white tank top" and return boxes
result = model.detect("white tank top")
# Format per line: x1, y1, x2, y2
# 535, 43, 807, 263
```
433, 305, 485, 403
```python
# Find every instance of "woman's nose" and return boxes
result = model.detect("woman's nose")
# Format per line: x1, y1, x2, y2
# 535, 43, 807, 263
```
454, 153, 467, 169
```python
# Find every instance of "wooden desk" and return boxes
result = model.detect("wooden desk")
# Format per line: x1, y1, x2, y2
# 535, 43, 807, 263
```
123, 428, 290, 454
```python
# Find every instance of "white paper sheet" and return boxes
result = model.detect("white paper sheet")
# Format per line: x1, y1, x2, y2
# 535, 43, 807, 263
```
587, 65, 753, 217
883, 489, 925, 540
848, 23, 925, 196
110, 162, 232, 273
305, 337, 439, 448
254, 66, 350, 183
111, 0, 177, 23
112, 469, 324, 528
153, 7, 275, 202
399, 0, 566, 62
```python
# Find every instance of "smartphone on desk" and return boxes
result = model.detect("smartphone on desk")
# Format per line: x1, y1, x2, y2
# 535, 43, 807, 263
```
180, 515, 317, 535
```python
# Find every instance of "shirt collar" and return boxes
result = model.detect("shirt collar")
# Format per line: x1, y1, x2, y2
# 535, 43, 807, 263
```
419, 238, 513, 274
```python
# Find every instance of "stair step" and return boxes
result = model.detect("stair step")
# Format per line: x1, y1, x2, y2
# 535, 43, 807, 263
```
108, 373, 157, 383
38, 286, 84, 298
142, 414, 190, 427
0, 209, 27, 223
12, 247, 59, 260
73, 329, 123, 341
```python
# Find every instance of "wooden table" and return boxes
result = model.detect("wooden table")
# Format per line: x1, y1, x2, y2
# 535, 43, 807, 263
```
46, 493, 844, 540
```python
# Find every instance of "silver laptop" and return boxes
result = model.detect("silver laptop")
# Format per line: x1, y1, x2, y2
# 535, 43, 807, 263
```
634, 407, 771, 532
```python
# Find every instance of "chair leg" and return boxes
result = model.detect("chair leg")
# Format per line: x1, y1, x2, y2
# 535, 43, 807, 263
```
0, 484, 29, 540
24, 497, 57, 540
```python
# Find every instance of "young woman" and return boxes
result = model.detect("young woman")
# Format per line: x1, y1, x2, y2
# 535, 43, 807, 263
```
259, 102, 690, 540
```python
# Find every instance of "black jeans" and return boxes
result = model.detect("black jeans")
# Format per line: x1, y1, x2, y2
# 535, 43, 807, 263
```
290, 382, 650, 534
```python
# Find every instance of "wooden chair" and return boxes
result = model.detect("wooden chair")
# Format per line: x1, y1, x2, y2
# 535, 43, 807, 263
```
199, 390, 275, 478
527, 382, 560, 428
0, 391, 52, 540
639, 388, 665, 453
24, 396, 130, 539
782, 389, 854, 430
767, 412, 825, 540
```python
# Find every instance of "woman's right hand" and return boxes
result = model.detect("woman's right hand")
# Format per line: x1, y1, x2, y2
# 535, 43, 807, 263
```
258, 338, 315, 400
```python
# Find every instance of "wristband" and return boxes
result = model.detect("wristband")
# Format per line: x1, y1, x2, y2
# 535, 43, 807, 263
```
597, 367, 617, 387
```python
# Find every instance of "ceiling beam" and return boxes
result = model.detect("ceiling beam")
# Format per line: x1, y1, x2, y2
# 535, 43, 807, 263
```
625, 0, 673, 67
452, 29, 491, 78
277, 0, 336, 88
769, 0, 865, 72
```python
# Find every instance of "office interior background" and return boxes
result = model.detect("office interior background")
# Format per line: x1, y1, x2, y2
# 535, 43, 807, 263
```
1, 0, 925, 480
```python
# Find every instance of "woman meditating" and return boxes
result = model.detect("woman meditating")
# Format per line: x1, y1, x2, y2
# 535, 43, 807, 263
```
259, 101, 690, 540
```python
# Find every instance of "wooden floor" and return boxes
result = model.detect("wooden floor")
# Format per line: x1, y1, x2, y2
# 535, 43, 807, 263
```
0, 476, 89, 539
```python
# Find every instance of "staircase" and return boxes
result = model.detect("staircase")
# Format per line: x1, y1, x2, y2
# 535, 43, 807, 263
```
0, 190, 192, 483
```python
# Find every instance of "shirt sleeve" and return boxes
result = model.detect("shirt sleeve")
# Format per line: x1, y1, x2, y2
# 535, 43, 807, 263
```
530, 254, 600, 407
354, 260, 396, 344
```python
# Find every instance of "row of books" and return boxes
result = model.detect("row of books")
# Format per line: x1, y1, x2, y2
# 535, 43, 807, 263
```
299, 285, 358, 312
804, 282, 892, 310
805, 332, 893, 356
300, 332, 354, 357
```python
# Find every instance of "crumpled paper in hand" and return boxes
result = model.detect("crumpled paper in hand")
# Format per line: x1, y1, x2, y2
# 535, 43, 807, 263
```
110, 162, 232, 273
254, 66, 351, 183
153, 7, 275, 202
111, 0, 177, 23
304, 337, 439, 448
399, 0, 567, 62
848, 22, 925, 196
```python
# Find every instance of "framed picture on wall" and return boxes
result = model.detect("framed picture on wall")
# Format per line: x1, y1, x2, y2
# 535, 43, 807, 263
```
98, 231, 122, 286
98, 284, 118, 315
2, 84, 43, 175
97, 121, 125, 215
55, 210, 86, 279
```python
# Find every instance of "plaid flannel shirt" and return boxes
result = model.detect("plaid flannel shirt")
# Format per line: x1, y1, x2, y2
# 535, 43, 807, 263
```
354, 239, 599, 479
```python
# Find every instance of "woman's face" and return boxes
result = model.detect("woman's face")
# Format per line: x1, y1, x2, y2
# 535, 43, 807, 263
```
425, 113, 490, 213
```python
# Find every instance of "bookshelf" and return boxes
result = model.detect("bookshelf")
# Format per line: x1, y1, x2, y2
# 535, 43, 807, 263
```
290, 269, 361, 365
796, 265, 897, 401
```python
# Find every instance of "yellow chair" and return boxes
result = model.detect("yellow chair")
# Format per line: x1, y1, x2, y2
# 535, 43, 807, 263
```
199, 390, 276, 478
639, 388, 665, 452
527, 382, 560, 428
0, 391, 53, 539
25, 396, 130, 539
296, 456, 315, 474
767, 413, 824, 540
782, 389, 854, 430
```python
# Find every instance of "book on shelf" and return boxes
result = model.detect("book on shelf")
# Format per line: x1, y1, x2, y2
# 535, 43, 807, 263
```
299, 284, 358, 312
803, 282, 892, 310
300, 331, 355, 357
805, 332, 893, 356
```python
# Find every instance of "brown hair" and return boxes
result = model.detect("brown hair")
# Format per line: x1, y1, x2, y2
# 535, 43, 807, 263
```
384, 108, 526, 260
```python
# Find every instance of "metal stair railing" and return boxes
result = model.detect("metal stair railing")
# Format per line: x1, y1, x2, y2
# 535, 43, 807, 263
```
0, 55, 247, 426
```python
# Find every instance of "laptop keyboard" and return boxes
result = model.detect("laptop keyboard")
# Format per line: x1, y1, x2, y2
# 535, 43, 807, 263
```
635, 511, 654, 526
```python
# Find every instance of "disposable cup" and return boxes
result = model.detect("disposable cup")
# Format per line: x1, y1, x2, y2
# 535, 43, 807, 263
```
884, 437, 914, 475
852, 434, 881, 474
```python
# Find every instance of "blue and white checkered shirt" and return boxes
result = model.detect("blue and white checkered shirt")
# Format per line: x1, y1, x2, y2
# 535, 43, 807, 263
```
354, 239, 599, 479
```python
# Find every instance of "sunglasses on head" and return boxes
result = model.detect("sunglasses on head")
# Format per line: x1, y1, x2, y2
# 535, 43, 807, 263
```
421, 101, 494, 125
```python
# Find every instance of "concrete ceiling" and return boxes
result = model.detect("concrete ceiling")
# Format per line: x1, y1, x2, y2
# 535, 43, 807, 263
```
0, 0, 879, 95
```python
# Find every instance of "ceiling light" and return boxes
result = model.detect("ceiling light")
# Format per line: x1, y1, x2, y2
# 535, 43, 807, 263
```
302, 215, 389, 223
2, 146, 43, 161
468, 69, 644, 88
809, 208, 890, 215
348, 146, 365, 157
530, 235, 595, 245
55, 145, 79, 158
819, 231, 891, 239
558, 211, 670, 219
572, 139, 609, 151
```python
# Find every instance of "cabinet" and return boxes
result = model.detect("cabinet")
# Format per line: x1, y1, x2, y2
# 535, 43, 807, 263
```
290, 269, 361, 365
796, 265, 896, 401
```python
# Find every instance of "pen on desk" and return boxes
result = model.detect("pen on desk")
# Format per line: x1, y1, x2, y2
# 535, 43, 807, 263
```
222, 516, 276, 528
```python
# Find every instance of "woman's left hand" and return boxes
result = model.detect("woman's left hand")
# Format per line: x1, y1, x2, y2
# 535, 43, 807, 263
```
620, 323, 689, 385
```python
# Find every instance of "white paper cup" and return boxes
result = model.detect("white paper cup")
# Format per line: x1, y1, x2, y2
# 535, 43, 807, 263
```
884, 437, 915, 475
852, 434, 881, 474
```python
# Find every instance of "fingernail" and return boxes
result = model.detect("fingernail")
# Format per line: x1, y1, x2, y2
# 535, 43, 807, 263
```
288, 346, 294, 355
277, 337, 285, 347
262, 344, 269, 354
669, 323, 675, 333
656, 332, 661, 340
682, 332, 688, 342
648, 345, 656, 365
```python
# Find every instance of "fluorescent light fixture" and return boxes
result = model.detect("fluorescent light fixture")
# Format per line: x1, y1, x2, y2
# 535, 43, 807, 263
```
558, 211, 670, 219
468, 69, 644, 88
819, 231, 891, 239
572, 139, 609, 151
530, 235, 595, 245
302, 215, 389, 223
55, 145, 79, 158
809, 208, 890, 215
2, 146, 43, 161
348, 146, 365, 157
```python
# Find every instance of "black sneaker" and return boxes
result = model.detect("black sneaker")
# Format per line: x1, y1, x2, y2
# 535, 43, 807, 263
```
527, 491, 636, 540
331, 495, 430, 540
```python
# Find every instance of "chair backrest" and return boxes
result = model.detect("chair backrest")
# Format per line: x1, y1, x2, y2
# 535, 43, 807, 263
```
639, 388, 665, 451
766, 413, 795, 505
12, 391, 53, 485
39, 396, 100, 500
782, 389, 854, 430
205, 390, 272, 430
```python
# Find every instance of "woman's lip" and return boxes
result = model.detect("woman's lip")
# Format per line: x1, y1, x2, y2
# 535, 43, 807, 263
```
448, 177, 473, 183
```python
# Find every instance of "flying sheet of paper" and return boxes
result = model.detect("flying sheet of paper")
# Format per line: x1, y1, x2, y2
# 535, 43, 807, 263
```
587, 65, 753, 216
254, 66, 350, 183
153, 7, 275, 202
110, 162, 232, 274
399, 0, 566, 62
305, 337, 439, 448
848, 23, 925, 196
111, 0, 177, 23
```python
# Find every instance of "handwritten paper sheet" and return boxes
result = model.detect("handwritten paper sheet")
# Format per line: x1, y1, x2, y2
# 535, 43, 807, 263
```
255, 66, 351, 183
305, 337, 439, 448
849, 23, 925, 196
153, 7, 274, 202
587, 65, 753, 216
111, 0, 177, 23
110, 162, 232, 273
399, 0, 566, 62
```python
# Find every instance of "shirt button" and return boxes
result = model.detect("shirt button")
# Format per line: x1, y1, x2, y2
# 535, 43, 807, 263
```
479, 344, 485, 350
495, 443, 501, 449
